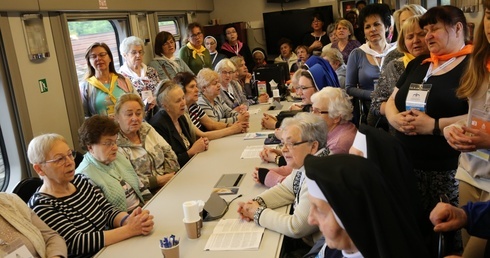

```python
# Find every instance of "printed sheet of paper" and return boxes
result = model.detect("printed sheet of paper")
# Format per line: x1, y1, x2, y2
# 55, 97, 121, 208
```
204, 219, 265, 251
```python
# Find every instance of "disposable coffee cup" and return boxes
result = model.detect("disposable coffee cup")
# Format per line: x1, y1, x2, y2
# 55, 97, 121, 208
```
161, 243, 179, 258
198, 211, 203, 229
182, 201, 200, 222
183, 218, 201, 239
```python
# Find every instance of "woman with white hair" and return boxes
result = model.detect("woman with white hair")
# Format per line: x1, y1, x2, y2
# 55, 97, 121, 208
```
196, 68, 249, 125
255, 87, 356, 188
239, 113, 329, 256
119, 36, 160, 119
215, 58, 249, 110
27, 134, 154, 257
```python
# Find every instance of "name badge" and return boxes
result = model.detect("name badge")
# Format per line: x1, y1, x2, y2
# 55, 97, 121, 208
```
406, 83, 432, 112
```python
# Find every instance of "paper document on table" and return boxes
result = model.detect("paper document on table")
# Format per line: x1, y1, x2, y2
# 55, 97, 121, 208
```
244, 132, 271, 140
240, 145, 264, 159
204, 219, 265, 251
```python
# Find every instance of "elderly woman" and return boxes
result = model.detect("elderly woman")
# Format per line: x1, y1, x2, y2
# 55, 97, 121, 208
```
385, 6, 471, 252
274, 38, 298, 72
305, 154, 431, 258
251, 47, 268, 70
148, 31, 193, 82
114, 93, 180, 192
27, 134, 154, 257
220, 24, 254, 72
322, 48, 346, 89
230, 56, 269, 103
80, 42, 135, 118
173, 71, 248, 133
119, 36, 160, 120
150, 82, 245, 166
179, 23, 211, 75
256, 87, 356, 187
215, 58, 249, 110
196, 68, 249, 125
294, 45, 310, 69
238, 113, 329, 256
303, 12, 330, 56
76, 115, 152, 212
204, 36, 226, 69
331, 19, 361, 64
0, 192, 67, 258
321, 23, 338, 52
370, 14, 428, 131
346, 3, 396, 126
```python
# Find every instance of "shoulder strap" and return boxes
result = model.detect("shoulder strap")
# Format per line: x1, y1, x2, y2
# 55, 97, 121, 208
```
161, 62, 172, 80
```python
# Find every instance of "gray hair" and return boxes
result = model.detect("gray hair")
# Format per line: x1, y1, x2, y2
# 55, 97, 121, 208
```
196, 68, 219, 91
280, 112, 327, 147
321, 48, 344, 65
310, 87, 353, 123
156, 81, 180, 108
214, 58, 236, 73
120, 36, 144, 55
27, 133, 67, 164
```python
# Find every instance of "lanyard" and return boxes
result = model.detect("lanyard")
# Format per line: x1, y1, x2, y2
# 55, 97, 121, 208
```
422, 57, 457, 83
211, 52, 218, 65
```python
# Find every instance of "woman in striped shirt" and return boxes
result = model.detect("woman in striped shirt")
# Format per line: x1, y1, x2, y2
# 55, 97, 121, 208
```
27, 133, 154, 258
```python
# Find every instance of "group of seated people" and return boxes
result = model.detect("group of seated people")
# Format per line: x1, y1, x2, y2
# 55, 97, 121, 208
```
5, 1, 490, 258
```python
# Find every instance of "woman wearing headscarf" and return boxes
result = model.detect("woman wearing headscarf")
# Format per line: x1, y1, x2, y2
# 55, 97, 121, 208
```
204, 36, 226, 69
179, 23, 212, 75
304, 154, 431, 258
219, 24, 254, 72
385, 7, 471, 253
251, 47, 268, 70
148, 31, 193, 82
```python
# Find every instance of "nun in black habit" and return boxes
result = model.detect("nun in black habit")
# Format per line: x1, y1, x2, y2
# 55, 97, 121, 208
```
304, 154, 431, 258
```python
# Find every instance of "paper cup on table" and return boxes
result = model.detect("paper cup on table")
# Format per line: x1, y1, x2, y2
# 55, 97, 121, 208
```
272, 89, 280, 98
182, 201, 200, 222
161, 243, 179, 258
183, 218, 201, 239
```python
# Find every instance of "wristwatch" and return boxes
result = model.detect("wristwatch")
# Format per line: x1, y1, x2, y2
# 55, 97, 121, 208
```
433, 118, 441, 136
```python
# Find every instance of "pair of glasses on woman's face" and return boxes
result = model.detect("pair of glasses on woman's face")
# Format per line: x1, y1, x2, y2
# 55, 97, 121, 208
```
43, 150, 77, 167
278, 140, 310, 150
89, 52, 108, 60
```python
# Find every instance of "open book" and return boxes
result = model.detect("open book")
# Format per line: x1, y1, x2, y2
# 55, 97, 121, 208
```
204, 219, 265, 251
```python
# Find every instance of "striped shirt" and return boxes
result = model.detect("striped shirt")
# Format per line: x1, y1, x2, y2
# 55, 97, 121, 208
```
188, 103, 205, 131
29, 174, 121, 258
196, 94, 238, 124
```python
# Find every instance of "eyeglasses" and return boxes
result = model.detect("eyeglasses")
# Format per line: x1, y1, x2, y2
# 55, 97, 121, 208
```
89, 52, 108, 59
43, 150, 76, 166
163, 40, 175, 47
312, 19, 323, 24
129, 50, 145, 56
278, 140, 310, 149
310, 107, 329, 115
226, 30, 237, 35
294, 86, 315, 91
220, 70, 235, 75
100, 141, 117, 147
190, 32, 203, 39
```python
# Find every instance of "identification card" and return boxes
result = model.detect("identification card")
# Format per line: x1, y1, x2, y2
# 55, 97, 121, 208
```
468, 109, 490, 161
406, 83, 432, 112
4, 244, 34, 258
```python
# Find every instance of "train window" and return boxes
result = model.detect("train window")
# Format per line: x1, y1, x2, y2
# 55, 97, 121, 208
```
157, 17, 182, 50
68, 19, 129, 82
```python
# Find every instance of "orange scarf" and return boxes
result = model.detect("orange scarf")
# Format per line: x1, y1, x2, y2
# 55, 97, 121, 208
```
422, 45, 473, 66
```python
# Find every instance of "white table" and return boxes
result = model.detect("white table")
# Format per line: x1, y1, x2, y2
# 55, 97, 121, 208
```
95, 102, 292, 258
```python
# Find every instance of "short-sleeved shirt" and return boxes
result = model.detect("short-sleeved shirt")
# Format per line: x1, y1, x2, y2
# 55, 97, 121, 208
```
188, 103, 206, 131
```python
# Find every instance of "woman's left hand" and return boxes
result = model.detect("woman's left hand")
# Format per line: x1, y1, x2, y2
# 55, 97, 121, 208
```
237, 201, 260, 221
406, 110, 436, 135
